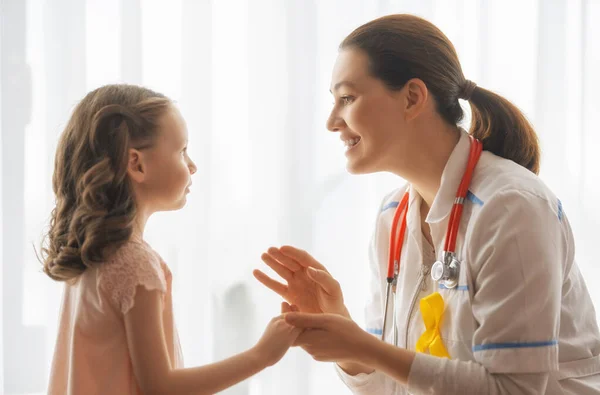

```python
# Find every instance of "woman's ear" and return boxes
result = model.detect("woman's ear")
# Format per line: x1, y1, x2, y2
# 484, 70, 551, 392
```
403, 78, 429, 122
127, 148, 146, 184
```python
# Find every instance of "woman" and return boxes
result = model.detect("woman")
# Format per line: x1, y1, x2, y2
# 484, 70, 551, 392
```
253, 14, 600, 394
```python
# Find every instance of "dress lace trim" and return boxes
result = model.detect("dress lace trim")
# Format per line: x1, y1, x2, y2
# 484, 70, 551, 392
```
98, 241, 167, 314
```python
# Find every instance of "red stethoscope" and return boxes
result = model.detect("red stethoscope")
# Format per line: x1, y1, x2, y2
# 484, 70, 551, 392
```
381, 136, 483, 342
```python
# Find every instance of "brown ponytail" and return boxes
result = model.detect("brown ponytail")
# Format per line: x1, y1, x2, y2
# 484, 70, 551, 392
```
42, 84, 171, 282
341, 14, 541, 174
467, 85, 540, 174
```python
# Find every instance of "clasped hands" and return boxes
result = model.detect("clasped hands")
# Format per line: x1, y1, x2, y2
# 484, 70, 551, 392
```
253, 246, 377, 370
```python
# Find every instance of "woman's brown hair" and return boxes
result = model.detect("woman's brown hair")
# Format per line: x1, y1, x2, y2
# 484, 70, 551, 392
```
42, 84, 172, 282
341, 14, 540, 174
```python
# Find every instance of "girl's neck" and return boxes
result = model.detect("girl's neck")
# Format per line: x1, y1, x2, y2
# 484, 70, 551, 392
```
130, 230, 144, 244
131, 208, 151, 243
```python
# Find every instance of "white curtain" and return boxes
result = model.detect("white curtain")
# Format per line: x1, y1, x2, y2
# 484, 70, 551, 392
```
1, 0, 599, 394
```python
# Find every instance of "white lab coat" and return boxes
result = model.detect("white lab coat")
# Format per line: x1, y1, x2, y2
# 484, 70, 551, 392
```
336, 130, 600, 394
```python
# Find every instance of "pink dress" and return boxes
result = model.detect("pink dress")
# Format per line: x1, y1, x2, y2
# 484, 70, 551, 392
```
47, 241, 184, 394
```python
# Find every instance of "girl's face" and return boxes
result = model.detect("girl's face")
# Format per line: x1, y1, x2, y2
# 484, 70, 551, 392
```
129, 105, 197, 214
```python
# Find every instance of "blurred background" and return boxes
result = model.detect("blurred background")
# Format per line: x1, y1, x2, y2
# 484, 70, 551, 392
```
1, 0, 599, 393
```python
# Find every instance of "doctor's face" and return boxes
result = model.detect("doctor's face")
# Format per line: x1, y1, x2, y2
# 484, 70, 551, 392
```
326, 48, 409, 174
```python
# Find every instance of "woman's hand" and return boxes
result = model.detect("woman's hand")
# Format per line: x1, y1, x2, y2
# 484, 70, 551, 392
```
255, 247, 374, 376
284, 313, 378, 365
287, 312, 416, 385
253, 246, 348, 316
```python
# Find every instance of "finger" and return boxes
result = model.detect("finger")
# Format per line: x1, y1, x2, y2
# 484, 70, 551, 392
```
306, 267, 341, 296
279, 245, 327, 271
285, 312, 331, 329
290, 304, 300, 312
261, 253, 294, 280
253, 269, 288, 297
294, 329, 324, 347
266, 247, 302, 272
281, 301, 292, 314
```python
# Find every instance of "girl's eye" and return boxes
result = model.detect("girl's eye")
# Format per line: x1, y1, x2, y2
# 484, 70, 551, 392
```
181, 148, 187, 156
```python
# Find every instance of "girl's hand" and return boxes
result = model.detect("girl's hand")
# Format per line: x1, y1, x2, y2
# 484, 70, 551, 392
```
253, 310, 302, 367
284, 313, 378, 365
253, 246, 348, 316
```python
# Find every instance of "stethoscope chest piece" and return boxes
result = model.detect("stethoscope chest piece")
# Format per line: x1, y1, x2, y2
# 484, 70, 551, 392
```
431, 252, 460, 289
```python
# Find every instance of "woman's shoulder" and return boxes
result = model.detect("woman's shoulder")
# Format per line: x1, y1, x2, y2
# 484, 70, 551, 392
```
468, 153, 569, 246
473, 151, 560, 209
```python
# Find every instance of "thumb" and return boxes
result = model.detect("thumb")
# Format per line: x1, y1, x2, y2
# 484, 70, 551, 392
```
285, 312, 330, 329
306, 267, 341, 296
281, 301, 292, 314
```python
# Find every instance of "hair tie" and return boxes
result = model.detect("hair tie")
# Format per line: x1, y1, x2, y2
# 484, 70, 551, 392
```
459, 80, 477, 101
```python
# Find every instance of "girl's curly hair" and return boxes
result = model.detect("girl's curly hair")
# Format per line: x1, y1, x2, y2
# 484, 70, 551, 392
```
42, 84, 172, 282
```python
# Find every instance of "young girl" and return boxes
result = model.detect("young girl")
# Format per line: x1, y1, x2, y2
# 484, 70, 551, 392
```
43, 84, 300, 394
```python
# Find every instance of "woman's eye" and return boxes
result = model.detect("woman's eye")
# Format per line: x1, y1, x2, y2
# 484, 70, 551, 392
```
340, 96, 354, 105
331, 95, 355, 107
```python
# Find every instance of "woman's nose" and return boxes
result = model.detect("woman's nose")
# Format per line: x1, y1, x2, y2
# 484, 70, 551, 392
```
326, 109, 344, 132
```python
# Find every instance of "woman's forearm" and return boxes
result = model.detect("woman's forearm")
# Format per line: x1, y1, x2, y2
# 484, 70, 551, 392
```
337, 361, 375, 376
363, 339, 415, 384
355, 339, 548, 394
341, 333, 414, 384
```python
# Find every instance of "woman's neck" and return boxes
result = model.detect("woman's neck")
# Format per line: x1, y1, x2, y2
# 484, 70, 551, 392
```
390, 124, 461, 208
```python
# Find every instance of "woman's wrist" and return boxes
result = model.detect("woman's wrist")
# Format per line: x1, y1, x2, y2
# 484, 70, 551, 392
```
362, 339, 416, 385
329, 304, 351, 318
359, 335, 383, 369
354, 328, 383, 366
335, 325, 380, 376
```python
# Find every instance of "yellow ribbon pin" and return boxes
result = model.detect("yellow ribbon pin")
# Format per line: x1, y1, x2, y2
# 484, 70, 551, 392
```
415, 292, 450, 358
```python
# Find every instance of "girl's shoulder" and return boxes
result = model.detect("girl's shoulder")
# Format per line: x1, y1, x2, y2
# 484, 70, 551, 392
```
98, 240, 168, 314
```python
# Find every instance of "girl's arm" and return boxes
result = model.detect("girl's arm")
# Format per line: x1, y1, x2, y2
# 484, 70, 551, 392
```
124, 286, 297, 395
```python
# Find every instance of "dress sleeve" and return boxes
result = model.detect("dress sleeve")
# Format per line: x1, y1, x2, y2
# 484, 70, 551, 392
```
98, 242, 167, 314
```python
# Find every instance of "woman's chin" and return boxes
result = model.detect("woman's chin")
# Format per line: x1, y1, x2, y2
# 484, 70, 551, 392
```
346, 156, 373, 175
